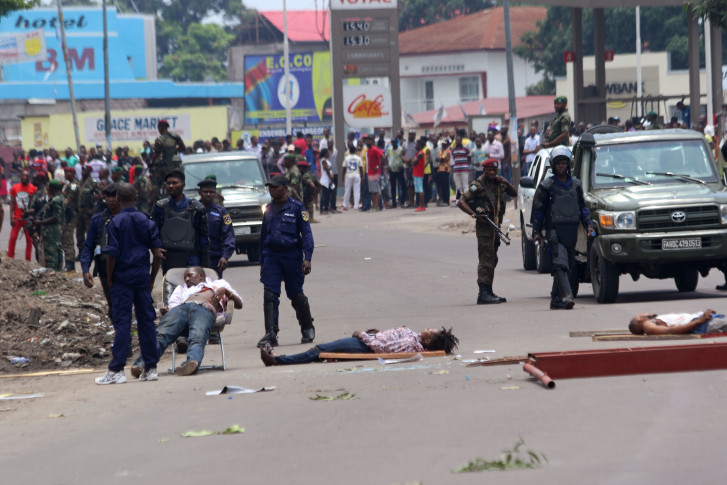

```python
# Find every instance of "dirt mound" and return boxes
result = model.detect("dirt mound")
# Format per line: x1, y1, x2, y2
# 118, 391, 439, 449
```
0, 257, 118, 374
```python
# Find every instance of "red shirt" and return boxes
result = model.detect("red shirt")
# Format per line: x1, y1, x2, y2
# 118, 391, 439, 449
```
412, 150, 426, 177
293, 138, 307, 153
10, 182, 37, 220
366, 146, 383, 176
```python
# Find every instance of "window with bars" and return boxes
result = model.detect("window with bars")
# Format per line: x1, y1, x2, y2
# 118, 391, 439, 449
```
459, 76, 479, 102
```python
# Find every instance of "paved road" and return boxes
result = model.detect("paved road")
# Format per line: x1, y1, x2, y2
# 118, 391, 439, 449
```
2, 202, 726, 484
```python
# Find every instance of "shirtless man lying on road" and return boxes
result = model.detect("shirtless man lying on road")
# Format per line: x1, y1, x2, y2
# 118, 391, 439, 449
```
131, 266, 243, 378
629, 309, 727, 335
260, 326, 459, 366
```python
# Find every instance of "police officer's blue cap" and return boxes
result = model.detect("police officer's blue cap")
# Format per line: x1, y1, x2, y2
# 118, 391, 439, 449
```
197, 179, 216, 189
165, 170, 185, 182
266, 174, 288, 187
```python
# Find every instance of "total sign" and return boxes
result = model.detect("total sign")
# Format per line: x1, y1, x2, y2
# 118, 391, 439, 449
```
331, 0, 397, 10
343, 84, 392, 128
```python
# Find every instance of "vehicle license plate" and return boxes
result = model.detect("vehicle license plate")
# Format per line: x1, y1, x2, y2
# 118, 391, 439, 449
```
661, 238, 701, 250
234, 226, 251, 235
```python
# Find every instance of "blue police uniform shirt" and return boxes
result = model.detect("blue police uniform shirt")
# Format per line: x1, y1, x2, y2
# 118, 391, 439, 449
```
152, 195, 209, 263
205, 201, 235, 259
103, 207, 162, 287
80, 208, 111, 274
260, 197, 314, 265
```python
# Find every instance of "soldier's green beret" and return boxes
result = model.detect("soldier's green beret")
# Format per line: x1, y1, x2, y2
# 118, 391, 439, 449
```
554, 96, 567, 104
646, 111, 658, 117
48, 179, 63, 189
111, 166, 123, 173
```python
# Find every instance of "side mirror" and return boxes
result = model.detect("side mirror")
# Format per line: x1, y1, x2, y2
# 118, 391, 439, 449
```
519, 176, 535, 189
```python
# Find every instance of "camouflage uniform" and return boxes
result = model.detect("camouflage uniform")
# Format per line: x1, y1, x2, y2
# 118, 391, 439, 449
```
285, 165, 303, 202
62, 179, 80, 265
462, 176, 508, 286
133, 173, 152, 215
548, 110, 572, 146
41, 192, 67, 271
301, 171, 319, 221
76, 177, 98, 254
149, 132, 184, 206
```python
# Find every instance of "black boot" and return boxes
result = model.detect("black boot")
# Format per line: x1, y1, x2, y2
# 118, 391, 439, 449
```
488, 284, 507, 303
477, 284, 504, 304
257, 290, 279, 348
292, 293, 315, 343
65, 261, 75, 272
554, 270, 575, 309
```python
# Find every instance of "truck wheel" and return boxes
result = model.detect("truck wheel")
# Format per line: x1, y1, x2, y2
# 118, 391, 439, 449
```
521, 221, 536, 270
536, 240, 552, 274
589, 243, 619, 303
674, 270, 698, 292
247, 245, 260, 263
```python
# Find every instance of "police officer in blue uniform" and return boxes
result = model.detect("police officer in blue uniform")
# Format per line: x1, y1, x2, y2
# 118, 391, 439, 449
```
197, 178, 235, 278
152, 170, 210, 273
257, 174, 315, 347
96, 182, 162, 385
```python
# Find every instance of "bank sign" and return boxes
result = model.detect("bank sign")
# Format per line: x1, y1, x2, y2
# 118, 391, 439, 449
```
0, 8, 151, 82
84, 114, 191, 143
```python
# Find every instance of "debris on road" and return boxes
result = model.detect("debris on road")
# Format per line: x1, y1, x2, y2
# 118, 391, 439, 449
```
206, 386, 276, 396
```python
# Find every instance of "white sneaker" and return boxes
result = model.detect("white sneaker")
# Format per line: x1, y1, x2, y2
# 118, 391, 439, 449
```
139, 368, 158, 381
95, 370, 127, 385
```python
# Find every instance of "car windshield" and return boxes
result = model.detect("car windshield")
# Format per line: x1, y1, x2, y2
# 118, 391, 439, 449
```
591, 139, 718, 188
184, 159, 266, 189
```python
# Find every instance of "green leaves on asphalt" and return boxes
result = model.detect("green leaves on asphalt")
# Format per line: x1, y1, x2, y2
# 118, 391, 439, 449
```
453, 438, 548, 472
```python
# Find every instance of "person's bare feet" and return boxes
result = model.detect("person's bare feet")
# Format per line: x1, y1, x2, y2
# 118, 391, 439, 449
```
260, 344, 276, 366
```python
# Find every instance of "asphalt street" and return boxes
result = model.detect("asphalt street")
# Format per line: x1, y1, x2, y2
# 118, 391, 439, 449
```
1, 201, 726, 485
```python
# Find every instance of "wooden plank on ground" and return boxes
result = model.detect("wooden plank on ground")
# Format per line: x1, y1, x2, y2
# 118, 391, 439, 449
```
570, 330, 624, 337
593, 334, 700, 341
0, 369, 99, 379
318, 350, 445, 360
466, 356, 528, 367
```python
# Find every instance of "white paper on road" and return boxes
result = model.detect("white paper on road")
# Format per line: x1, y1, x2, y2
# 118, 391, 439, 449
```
206, 386, 276, 396
0, 393, 45, 400
474, 350, 496, 354
377, 353, 423, 365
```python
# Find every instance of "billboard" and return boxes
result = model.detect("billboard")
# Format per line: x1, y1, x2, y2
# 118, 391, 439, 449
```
343, 84, 392, 128
0, 8, 152, 82
0, 29, 46, 65
244, 51, 332, 125
84, 114, 191, 143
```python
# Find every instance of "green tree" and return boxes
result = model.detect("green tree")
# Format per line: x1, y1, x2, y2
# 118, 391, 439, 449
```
0, 0, 41, 17
398, 0, 495, 31
516, 6, 692, 94
159, 23, 233, 82
687, 0, 727, 30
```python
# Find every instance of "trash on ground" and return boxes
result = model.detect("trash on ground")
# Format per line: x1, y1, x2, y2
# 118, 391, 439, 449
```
180, 424, 245, 438
310, 392, 356, 401
378, 353, 423, 365
206, 385, 276, 396
47, 413, 64, 418
0, 393, 45, 400
500, 386, 520, 391
453, 438, 547, 473
431, 370, 449, 375
474, 350, 496, 354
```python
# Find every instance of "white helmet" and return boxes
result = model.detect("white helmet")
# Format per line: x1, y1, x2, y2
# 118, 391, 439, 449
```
550, 146, 572, 172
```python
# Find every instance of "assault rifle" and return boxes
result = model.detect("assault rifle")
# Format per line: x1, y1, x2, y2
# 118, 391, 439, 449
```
473, 207, 511, 246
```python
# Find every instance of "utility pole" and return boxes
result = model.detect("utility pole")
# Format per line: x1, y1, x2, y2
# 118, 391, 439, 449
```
56, 0, 81, 153
103, 0, 112, 150
504, 0, 520, 192
283, 0, 292, 136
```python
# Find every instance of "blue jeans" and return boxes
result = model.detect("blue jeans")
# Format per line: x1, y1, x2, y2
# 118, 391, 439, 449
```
275, 337, 372, 365
155, 303, 215, 365
109, 283, 158, 372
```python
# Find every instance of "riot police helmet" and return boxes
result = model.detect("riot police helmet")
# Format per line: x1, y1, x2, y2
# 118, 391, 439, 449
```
549, 146, 573, 172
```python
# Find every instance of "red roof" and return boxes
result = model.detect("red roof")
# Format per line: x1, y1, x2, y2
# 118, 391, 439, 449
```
399, 6, 547, 55
412, 96, 555, 128
260, 10, 330, 42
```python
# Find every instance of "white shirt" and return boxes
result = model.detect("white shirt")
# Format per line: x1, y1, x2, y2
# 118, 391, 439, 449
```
246, 144, 262, 159
168, 278, 241, 317
319, 158, 331, 188
484, 140, 504, 161
319, 138, 329, 151
656, 312, 703, 327
523, 134, 540, 166
343, 153, 363, 179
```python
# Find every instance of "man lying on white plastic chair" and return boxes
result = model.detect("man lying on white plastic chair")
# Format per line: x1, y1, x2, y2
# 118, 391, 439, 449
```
131, 266, 243, 378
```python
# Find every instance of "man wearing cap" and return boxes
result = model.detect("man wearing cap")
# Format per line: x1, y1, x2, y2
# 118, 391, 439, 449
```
34, 179, 67, 271
457, 158, 517, 304
81, 183, 121, 317
645, 111, 662, 130
152, 170, 209, 273
197, 178, 235, 277
257, 174, 315, 347
62, 167, 80, 271
542, 96, 572, 148
150, 119, 186, 207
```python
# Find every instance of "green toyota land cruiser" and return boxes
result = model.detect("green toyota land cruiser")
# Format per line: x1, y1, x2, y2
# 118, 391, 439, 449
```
571, 129, 727, 303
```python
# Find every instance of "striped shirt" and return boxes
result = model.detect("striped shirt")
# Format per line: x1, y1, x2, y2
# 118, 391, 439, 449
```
358, 327, 424, 353
450, 146, 471, 173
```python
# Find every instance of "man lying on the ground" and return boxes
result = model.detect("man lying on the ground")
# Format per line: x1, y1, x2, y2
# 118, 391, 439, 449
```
629, 309, 727, 335
260, 326, 458, 366
131, 266, 242, 377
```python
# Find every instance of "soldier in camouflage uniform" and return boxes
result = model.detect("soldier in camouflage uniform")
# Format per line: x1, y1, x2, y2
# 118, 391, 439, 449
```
77, 165, 99, 257
62, 167, 80, 271
132, 164, 152, 214
35, 179, 67, 271
298, 160, 319, 223
645, 111, 663, 130
457, 158, 517, 304
149, 119, 186, 208
283, 153, 303, 202
542, 96, 572, 148
27, 174, 49, 266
